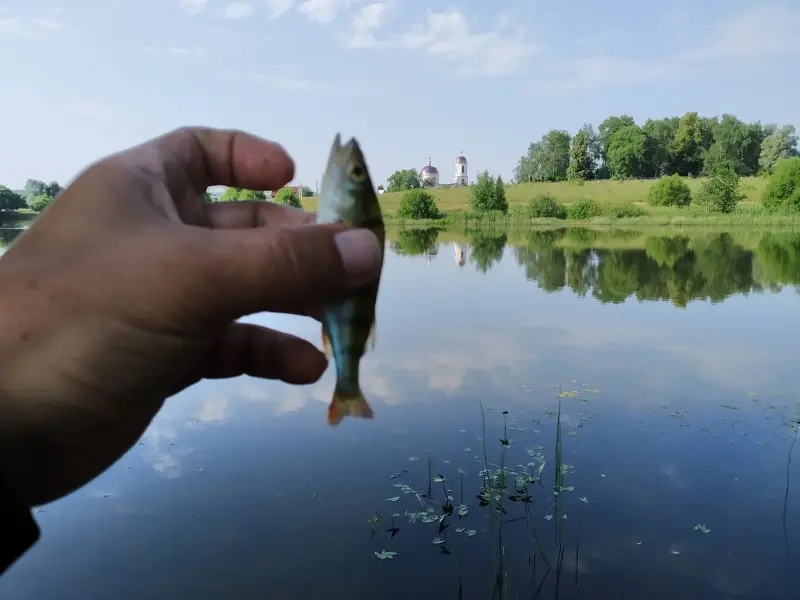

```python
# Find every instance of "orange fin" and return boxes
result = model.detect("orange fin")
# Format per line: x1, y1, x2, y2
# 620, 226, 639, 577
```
321, 327, 332, 360
327, 384, 374, 426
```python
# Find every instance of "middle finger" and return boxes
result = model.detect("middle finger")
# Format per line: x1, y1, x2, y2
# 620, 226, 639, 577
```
196, 200, 316, 230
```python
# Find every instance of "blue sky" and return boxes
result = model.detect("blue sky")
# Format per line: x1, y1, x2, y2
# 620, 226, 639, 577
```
1, 0, 799, 191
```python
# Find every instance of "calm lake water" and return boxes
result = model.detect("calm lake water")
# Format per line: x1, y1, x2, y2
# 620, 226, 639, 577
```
2, 225, 800, 599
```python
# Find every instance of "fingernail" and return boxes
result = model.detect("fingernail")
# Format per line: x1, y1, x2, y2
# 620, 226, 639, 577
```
334, 229, 382, 286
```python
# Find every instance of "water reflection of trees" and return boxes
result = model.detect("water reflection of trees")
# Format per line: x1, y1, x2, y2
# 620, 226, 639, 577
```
390, 228, 440, 256
498, 228, 800, 307
469, 230, 507, 273
0, 228, 24, 248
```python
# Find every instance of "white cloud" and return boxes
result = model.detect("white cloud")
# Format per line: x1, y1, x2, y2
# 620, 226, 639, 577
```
676, 4, 800, 62
531, 56, 679, 96
180, 0, 208, 14
347, 1, 389, 48
223, 2, 254, 19
265, 0, 296, 18
0, 7, 64, 39
249, 71, 321, 91
297, 0, 357, 24
396, 10, 538, 77
143, 44, 208, 56
33, 17, 63, 30
529, 3, 800, 95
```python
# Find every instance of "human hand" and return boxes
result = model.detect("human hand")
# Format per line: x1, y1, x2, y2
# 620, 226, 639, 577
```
0, 127, 382, 507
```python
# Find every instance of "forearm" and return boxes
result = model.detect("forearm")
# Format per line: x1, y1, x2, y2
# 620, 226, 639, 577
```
0, 466, 40, 576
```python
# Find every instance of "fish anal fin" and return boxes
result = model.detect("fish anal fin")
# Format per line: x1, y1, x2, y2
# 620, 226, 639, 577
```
328, 384, 374, 426
321, 326, 332, 359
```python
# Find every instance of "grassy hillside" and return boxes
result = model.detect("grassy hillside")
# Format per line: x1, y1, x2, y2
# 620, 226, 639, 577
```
299, 176, 770, 216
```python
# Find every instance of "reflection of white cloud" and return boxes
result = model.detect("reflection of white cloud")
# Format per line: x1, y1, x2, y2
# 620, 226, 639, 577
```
140, 422, 193, 479
196, 392, 229, 423
521, 313, 786, 394
221, 331, 533, 417
659, 464, 690, 489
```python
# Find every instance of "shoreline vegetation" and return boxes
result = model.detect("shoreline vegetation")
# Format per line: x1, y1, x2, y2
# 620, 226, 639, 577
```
337, 174, 800, 228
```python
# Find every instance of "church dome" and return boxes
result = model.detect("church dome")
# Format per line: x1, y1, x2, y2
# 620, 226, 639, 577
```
421, 162, 438, 174
456, 155, 467, 164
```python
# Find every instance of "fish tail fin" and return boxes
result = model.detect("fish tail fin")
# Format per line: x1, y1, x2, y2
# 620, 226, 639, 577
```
327, 381, 374, 426
321, 326, 333, 360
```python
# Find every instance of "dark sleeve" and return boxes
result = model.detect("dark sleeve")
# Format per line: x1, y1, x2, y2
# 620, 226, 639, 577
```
0, 470, 40, 576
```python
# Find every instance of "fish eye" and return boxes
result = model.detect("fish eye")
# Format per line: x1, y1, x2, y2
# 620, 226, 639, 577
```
349, 165, 366, 182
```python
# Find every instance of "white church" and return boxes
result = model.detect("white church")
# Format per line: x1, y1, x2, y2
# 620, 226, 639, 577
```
419, 152, 469, 188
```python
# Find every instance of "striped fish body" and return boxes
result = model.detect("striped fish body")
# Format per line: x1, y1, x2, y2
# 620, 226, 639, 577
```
316, 134, 385, 426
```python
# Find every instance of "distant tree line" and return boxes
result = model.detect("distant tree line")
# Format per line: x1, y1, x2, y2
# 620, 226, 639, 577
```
514, 113, 798, 182
0, 179, 313, 214
0, 179, 62, 213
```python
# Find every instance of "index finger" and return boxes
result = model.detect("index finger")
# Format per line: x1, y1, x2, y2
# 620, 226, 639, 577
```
151, 126, 296, 196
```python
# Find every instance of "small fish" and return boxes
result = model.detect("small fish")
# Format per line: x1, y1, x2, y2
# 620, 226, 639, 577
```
316, 133, 385, 426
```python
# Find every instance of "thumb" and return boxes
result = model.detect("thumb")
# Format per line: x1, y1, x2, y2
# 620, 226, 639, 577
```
188, 223, 383, 323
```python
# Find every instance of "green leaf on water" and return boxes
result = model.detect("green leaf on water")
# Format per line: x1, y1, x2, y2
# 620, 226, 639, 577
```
457, 504, 468, 516
579, 497, 589, 504
693, 524, 711, 534
544, 514, 554, 521
455, 527, 465, 533
433, 475, 446, 482
408, 457, 419, 462
374, 550, 397, 560
433, 537, 445, 545
386, 497, 400, 502
465, 529, 476, 536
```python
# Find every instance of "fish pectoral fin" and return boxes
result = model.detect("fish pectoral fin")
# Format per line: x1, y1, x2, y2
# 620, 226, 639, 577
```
328, 385, 374, 426
321, 327, 333, 360
367, 319, 377, 351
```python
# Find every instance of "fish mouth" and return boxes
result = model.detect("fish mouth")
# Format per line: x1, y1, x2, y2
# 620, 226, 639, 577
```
332, 132, 361, 151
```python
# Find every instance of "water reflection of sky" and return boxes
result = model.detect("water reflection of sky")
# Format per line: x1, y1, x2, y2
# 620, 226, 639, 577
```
1, 231, 800, 599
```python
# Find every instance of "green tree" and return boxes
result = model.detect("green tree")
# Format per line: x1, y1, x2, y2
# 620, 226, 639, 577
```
397, 189, 441, 219
703, 114, 763, 176
273, 188, 302, 208
598, 115, 636, 159
514, 130, 571, 182
386, 169, 420, 192
647, 174, 692, 207
201, 191, 214, 204
567, 197, 603, 220
494, 175, 507, 211
695, 167, 745, 213
524, 194, 567, 219
642, 117, 679, 176
301, 186, 314, 197
470, 170, 508, 214
670, 112, 714, 176
606, 125, 647, 179
567, 127, 594, 180
0, 186, 26, 211
219, 187, 266, 202
30, 194, 53, 212
24, 179, 60, 201
762, 157, 800, 213
759, 125, 799, 174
